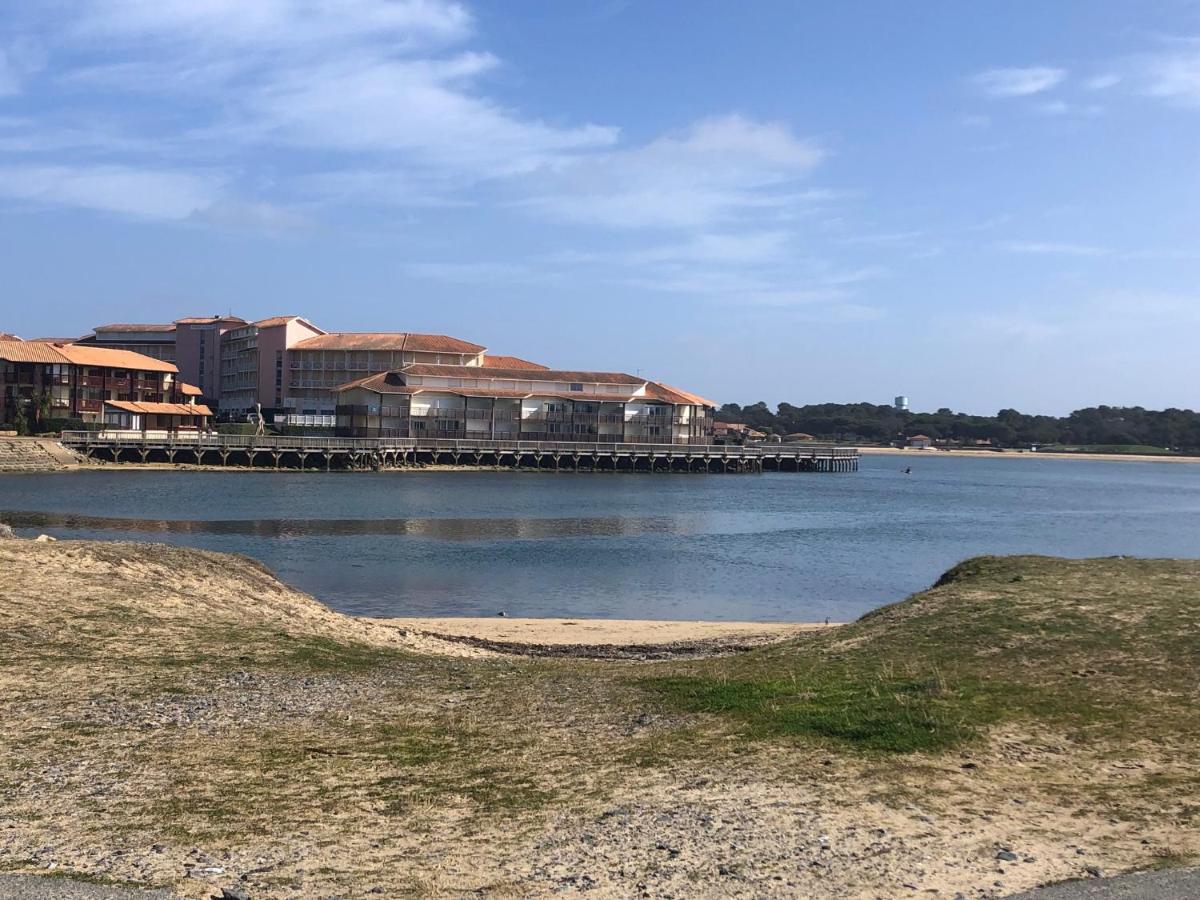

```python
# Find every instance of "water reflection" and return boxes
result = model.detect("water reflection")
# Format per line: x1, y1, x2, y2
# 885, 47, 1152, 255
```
0, 509, 695, 540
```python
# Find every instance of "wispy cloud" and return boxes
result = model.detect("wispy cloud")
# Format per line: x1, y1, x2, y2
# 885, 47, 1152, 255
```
516, 114, 824, 229
0, 164, 223, 220
1138, 43, 1200, 103
972, 66, 1067, 98
0, 41, 45, 96
998, 240, 1109, 257
1084, 73, 1121, 91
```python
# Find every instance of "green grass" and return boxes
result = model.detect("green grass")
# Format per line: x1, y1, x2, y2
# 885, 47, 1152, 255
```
638, 556, 1200, 753
646, 670, 989, 752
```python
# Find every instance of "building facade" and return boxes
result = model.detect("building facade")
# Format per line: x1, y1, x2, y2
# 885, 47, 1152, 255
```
280, 332, 486, 425
335, 365, 715, 445
173, 316, 246, 406
76, 324, 178, 363
0, 340, 182, 426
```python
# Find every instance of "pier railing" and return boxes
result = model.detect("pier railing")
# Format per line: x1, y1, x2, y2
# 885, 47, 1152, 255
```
61, 430, 859, 458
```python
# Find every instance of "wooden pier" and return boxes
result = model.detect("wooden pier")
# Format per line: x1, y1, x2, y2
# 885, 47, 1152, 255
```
60, 431, 860, 474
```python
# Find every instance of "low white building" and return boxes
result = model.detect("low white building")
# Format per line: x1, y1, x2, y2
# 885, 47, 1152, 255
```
336, 364, 715, 445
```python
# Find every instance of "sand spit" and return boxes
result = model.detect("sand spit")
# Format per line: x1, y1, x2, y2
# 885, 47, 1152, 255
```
381, 616, 837, 659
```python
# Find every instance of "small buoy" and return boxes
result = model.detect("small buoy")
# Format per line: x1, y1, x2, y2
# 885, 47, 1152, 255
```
497, 611, 507, 617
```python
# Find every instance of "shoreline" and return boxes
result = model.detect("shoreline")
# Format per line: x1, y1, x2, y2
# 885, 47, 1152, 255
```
379, 616, 840, 658
859, 445, 1200, 464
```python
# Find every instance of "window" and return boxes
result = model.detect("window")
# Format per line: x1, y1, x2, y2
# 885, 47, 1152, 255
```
569, 383, 583, 392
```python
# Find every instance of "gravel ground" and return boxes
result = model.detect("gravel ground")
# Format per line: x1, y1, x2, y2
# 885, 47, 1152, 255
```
1007, 867, 1200, 898
0, 874, 172, 899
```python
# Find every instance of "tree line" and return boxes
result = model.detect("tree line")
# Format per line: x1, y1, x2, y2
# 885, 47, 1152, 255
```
716, 402, 1200, 451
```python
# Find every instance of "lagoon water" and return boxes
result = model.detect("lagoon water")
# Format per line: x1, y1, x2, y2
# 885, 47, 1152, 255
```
2, 455, 1199, 621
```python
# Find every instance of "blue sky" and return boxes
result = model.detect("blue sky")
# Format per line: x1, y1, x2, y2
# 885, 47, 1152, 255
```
1, 1, 1198, 414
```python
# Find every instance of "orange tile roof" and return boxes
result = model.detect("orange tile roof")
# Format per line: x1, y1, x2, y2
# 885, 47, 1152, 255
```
0, 339, 69, 363
481, 354, 549, 370
105, 401, 212, 416
0, 332, 20, 341
644, 381, 717, 408
174, 316, 246, 325
55, 344, 178, 373
92, 323, 176, 333
293, 332, 485, 354
179, 382, 203, 396
335, 372, 421, 394
402, 364, 645, 384
252, 316, 325, 334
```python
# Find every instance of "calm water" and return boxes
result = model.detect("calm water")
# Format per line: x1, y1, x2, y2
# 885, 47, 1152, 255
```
2, 456, 1199, 621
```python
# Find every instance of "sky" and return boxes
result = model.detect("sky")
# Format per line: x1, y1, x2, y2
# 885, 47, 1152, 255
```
1, 1, 1198, 415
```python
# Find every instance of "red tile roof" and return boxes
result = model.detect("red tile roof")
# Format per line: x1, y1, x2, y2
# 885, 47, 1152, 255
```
335, 372, 421, 395
56, 344, 178, 373
482, 354, 549, 370
92, 323, 176, 333
293, 332, 485, 354
105, 401, 212, 416
643, 381, 716, 408
0, 340, 69, 363
0, 341, 175, 372
0, 332, 20, 341
402, 364, 645, 384
174, 316, 246, 325
179, 382, 203, 396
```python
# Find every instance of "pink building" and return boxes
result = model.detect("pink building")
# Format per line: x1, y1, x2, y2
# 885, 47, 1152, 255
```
173, 316, 245, 406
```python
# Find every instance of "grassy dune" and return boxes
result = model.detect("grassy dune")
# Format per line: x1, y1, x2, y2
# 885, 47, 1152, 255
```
1, 541, 1197, 897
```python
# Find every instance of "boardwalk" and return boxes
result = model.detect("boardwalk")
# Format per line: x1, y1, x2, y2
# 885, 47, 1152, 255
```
60, 430, 859, 473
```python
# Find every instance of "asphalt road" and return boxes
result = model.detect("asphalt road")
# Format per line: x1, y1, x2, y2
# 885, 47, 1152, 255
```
3, 869, 1198, 899
1007, 868, 1200, 898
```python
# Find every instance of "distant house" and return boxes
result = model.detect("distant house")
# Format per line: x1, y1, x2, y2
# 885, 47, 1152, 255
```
784, 432, 816, 443
713, 421, 767, 444
906, 434, 933, 449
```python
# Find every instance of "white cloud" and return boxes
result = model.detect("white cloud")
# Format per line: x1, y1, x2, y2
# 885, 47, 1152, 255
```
518, 114, 824, 229
1033, 100, 1103, 117
0, 164, 223, 219
972, 66, 1066, 98
972, 313, 1063, 344
1140, 46, 1200, 103
190, 199, 312, 234
45, 0, 620, 189
998, 240, 1109, 257
1085, 73, 1121, 91
71, 0, 472, 50
0, 41, 46, 96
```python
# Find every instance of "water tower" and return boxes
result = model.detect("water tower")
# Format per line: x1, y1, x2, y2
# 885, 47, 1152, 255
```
894, 395, 909, 411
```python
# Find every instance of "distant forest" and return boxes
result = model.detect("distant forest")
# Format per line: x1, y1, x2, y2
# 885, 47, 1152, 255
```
716, 403, 1200, 452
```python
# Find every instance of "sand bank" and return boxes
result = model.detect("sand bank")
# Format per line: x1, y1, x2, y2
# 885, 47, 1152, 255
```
860, 446, 1200, 464
381, 616, 837, 657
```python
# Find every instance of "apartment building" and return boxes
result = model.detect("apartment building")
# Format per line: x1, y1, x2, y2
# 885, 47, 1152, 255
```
282, 332, 486, 424
75, 323, 177, 363
0, 340, 192, 427
218, 316, 325, 416
335, 364, 715, 445
173, 316, 246, 405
